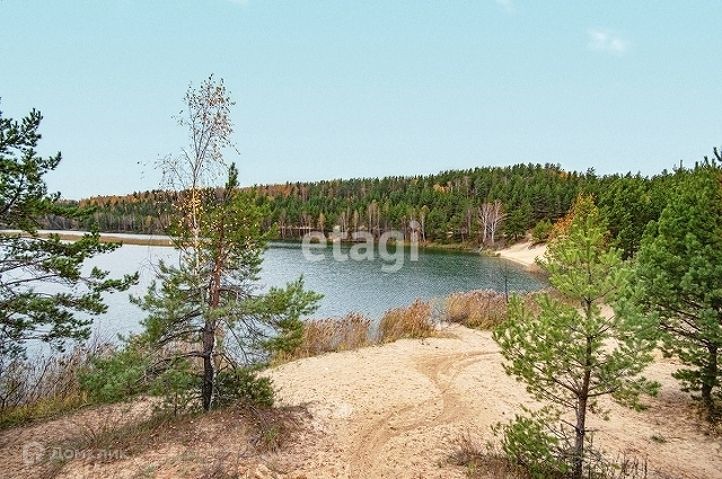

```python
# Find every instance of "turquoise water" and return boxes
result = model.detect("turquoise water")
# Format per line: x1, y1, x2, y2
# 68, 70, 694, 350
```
86, 242, 544, 339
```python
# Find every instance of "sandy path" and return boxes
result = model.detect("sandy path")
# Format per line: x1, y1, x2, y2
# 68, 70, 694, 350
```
348, 351, 492, 477
268, 325, 722, 479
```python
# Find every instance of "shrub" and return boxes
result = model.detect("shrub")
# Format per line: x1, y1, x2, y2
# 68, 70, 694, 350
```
147, 358, 198, 414
79, 346, 149, 404
378, 299, 434, 342
452, 429, 653, 479
82, 345, 275, 414
445, 290, 509, 329
215, 367, 274, 408
493, 414, 655, 479
531, 219, 553, 244
493, 408, 569, 479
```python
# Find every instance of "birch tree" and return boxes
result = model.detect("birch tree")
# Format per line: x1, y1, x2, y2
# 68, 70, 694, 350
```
133, 77, 320, 411
478, 200, 506, 246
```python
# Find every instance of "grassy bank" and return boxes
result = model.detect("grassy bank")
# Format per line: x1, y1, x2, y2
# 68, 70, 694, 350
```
0, 289, 518, 428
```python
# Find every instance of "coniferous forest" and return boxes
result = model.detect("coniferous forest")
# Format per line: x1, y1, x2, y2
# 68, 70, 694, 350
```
45, 159, 702, 259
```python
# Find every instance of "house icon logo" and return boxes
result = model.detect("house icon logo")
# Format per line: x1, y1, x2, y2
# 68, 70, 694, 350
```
22, 441, 45, 465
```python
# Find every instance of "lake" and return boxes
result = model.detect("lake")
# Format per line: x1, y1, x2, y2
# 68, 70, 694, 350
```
85, 241, 544, 340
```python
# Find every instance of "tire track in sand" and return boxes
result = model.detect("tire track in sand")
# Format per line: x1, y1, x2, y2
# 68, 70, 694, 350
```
348, 351, 494, 478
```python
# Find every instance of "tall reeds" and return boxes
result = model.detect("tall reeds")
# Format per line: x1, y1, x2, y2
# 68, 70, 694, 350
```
444, 290, 510, 329
378, 299, 435, 342
0, 338, 113, 427
280, 313, 373, 361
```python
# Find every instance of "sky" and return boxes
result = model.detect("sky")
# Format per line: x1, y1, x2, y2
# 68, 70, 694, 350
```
1, 1, 721, 199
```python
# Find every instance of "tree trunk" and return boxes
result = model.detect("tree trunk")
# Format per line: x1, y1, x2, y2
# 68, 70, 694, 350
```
573, 334, 593, 479
202, 224, 224, 412
702, 344, 719, 421
573, 390, 588, 479
201, 319, 216, 411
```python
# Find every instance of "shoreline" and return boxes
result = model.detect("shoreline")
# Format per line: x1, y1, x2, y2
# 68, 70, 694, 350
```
494, 240, 547, 270
0, 229, 174, 247
2, 230, 548, 269
2, 230, 482, 253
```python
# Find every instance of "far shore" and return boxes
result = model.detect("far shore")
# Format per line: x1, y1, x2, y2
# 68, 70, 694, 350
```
2, 230, 548, 269
0, 230, 174, 247
1, 230, 482, 253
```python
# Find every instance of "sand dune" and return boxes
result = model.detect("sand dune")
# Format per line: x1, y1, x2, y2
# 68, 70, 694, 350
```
3, 325, 720, 478
267, 325, 721, 478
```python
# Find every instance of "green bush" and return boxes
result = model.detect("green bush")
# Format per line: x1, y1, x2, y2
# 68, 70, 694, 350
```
531, 219, 553, 243
149, 359, 199, 414
79, 347, 149, 404
80, 344, 275, 412
215, 368, 274, 408
493, 408, 569, 479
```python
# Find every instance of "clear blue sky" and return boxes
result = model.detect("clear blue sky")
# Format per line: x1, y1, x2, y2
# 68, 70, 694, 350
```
1, 1, 721, 199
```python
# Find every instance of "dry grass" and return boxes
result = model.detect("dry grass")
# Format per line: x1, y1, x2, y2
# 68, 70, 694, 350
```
281, 301, 436, 363
281, 313, 372, 361
0, 339, 114, 428
444, 290, 510, 329
443, 290, 549, 330
65, 407, 171, 459
378, 299, 435, 343
244, 404, 310, 453
12, 401, 310, 478
449, 433, 531, 479
56, 403, 307, 462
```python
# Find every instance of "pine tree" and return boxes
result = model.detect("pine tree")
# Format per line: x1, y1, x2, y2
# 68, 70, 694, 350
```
0, 106, 137, 361
598, 175, 657, 259
504, 203, 531, 242
132, 78, 321, 412
635, 155, 722, 421
493, 196, 658, 478
134, 166, 320, 411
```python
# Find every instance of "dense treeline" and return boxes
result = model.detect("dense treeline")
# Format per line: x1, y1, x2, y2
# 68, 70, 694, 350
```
45, 161, 692, 257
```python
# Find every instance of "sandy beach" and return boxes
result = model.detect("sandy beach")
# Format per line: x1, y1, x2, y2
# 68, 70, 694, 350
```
496, 240, 547, 270
4, 324, 720, 479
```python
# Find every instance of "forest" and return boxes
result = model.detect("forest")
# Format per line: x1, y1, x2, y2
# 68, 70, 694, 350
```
44, 160, 693, 258
5, 79, 722, 478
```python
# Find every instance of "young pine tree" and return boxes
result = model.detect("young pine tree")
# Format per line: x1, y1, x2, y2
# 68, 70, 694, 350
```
0, 106, 137, 362
636, 155, 722, 422
134, 165, 320, 411
493, 196, 658, 479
